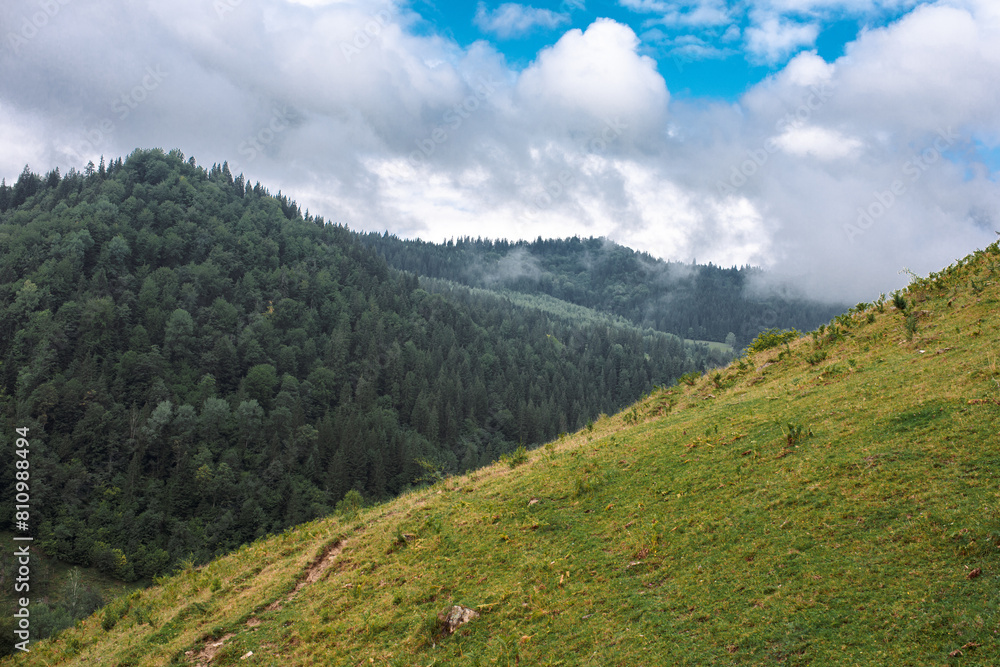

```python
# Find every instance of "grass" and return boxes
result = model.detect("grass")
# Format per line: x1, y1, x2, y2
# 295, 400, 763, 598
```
7, 242, 1000, 666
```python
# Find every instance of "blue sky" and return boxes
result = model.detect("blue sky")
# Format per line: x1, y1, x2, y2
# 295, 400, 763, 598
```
412, 1, 922, 98
0, 0, 998, 300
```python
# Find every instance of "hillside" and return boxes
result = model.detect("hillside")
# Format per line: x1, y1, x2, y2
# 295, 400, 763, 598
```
9, 240, 999, 665
358, 233, 846, 348
0, 149, 708, 597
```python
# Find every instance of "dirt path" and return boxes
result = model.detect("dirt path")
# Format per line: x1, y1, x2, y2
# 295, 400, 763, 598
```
185, 538, 345, 665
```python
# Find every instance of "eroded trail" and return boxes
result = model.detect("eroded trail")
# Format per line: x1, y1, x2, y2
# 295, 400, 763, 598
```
185, 538, 346, 665
265, 539, 345, 612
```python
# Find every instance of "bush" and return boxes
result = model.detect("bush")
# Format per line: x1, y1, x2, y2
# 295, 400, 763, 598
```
905, 313, 918, 341
501, 445, 528, 468
892, 292, 908, 312
745, 328, 800, 355
101, 596, 129, 631
805, 350, 828, 366
678, 371, 701, 386
777, 422, 812, 447
90, 542, 135, 581
335, 489, 364, 517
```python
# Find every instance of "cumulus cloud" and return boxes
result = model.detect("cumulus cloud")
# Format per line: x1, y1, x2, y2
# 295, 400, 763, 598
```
753, 0, 923, 14
647, 33, 739, 61
619, 0, 732, 26
1, 0, 998, 303
773, 126, 864, 159
473, 3, 570, 39
516, 19, 669, 134
745, 14, 820, 64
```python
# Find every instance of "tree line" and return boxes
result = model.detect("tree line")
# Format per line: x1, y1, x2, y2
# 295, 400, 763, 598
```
0, 149, 714, 586
357, 233, 845, 348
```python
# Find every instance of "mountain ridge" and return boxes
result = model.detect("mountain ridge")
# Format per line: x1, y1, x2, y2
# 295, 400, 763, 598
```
357, 232, 847, 349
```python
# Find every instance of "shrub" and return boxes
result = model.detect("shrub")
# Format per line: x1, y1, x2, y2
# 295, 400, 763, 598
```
892, 292, 908, 312
101, 596, 129, 631
678, 371, 702, 386
875, 293, 887, 313
501, 445, 529, 468
745, 328, 800, 355
335, 489, 364, 517
777, 422, 812, 447
805, 350, 828, 366
905, 313, 918, 341
414, 458, 446, 485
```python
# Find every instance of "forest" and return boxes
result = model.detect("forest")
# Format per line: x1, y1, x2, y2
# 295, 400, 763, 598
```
0, 149, 720, 593
358, 233, 845, 348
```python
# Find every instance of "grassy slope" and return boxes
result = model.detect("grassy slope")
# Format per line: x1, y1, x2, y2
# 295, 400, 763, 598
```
9, 245, 1000, 666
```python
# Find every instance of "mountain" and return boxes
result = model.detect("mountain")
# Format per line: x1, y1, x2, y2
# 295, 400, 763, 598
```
7, 239, 998, 664
357, 232, 847, 348
0, 148, 725, 600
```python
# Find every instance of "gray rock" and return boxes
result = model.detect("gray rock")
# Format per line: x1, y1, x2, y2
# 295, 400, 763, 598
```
437, 605, 480, 635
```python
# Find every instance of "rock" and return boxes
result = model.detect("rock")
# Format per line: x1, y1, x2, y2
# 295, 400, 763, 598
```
437, 605, 480, 635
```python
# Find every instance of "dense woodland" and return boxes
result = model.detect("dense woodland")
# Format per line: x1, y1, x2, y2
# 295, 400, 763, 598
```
0, 149, 718, 588
358, 233, 845, 348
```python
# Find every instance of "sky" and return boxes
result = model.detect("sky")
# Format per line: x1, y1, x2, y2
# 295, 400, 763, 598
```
1, 0, 998, 301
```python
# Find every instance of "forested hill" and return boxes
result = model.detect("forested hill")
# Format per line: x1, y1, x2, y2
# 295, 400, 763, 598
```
0, 149, 708, 585
358, 233, 846, 348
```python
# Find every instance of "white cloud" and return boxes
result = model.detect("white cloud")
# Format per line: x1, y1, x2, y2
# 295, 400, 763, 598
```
473, 3, 570, 39
667, 34, 738, 60
773, 125, 864, 159
620, 0, 732, 26
745, 14, 820, 63
2, 0, 1000, 304
616, 162, 773, 266
751, 0, 923, 15
780, 50, 835, 87
833, 1, 1000, 131
0, 102, 50, 180
516, 19, 669, 135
